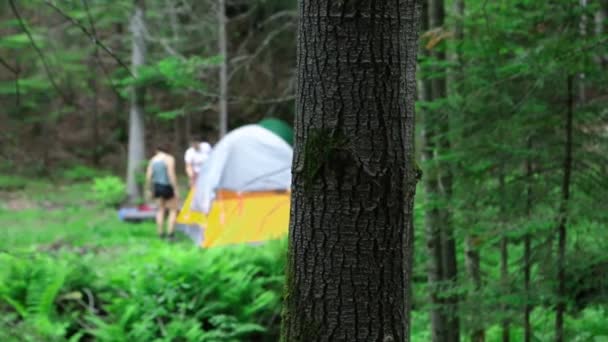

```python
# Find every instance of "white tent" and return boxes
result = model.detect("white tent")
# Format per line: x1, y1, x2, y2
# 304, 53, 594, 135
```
191, 124, 293, 214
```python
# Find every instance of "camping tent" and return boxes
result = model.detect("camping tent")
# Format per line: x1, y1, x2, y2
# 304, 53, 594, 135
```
176, 118, 293, 247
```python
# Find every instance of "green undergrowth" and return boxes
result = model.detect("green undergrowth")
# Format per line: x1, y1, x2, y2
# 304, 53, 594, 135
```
0, 175, 287, 341
0, 241, 288, 341
0, 174, 29, 191
1, 177, 607, 341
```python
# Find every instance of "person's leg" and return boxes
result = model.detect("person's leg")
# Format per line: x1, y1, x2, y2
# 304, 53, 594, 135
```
166, 197, 178, 238
156, 199, 166, 237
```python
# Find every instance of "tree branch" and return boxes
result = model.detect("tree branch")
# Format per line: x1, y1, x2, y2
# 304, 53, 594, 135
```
80, 0, 122, 98
0, 56, 18, 74
0, 56, 21, 108
228, 21, 295, 81
44, 0, 133, 77
8, 0, 70, 103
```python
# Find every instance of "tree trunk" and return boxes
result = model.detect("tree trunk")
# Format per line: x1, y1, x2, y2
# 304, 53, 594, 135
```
185, 112, 192, 143
217, 0, 228, 138
555, 75, 574, 342
424, 0, 460, 340
281, 1, 420, 341
499, 173, 509, 342
114, 22, 126, 145
422, 105, 447, 342
430, 0, 459, 340
452, 0, 484, 339
465, 236, 484, 342
88, 57, 100, 166
126, 0, 147, 203
579, 0, 587, 103
594, 0, 607, 65
523, 138, 533, 342
420, 0, 448, 340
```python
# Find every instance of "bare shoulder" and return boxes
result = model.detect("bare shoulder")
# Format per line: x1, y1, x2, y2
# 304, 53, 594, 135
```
166, 154, 176, 165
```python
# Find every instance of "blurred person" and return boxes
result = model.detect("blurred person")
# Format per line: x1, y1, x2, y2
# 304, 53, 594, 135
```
145, 145, 179, 239
184, 138, 212, 187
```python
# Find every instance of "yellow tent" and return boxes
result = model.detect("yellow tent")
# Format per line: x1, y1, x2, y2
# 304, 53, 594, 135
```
176, 119, 293, 248
177, 189, 290, 248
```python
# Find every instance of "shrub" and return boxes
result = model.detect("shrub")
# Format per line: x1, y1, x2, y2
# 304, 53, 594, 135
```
61, 166, 104, 182
92, 176, 125, 207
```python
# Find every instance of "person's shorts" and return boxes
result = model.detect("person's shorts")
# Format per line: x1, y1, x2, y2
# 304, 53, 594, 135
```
153, 183, 175, 200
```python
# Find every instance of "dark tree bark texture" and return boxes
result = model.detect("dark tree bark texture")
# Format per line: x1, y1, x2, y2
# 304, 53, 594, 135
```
282, 1, 420, 341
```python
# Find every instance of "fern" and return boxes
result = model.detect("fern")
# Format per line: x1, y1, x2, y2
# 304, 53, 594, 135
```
25, 259, 68, 319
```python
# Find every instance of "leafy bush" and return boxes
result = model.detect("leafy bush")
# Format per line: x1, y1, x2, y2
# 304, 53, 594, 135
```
92, 176, 125, 207
61, 166, 104, 182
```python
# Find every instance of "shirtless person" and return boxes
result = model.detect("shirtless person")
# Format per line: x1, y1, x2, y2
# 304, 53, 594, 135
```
184, 139, 212, 188
145, 146, 180, 239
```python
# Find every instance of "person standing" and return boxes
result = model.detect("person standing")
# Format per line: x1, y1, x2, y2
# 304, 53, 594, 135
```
184, 139, 212, 188
145, 145, 179, 239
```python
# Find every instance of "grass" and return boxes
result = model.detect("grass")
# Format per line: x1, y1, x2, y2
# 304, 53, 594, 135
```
0, 176, 195, 269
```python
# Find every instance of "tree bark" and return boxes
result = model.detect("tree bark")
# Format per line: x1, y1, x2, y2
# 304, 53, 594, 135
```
281, 1, 420, 341
126, 0, 147, 203
555, 75, 574, 342
218, 0, 228, 138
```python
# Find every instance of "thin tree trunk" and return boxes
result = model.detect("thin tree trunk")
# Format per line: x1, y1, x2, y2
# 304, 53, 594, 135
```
185, 112, 192, 143
422, 116, 447, 342
114, 22, 126, 128
217, 0, 228, 138
421, 0, 448, 340
126, 0, 147, 203
596, 0, 607, 35
499, 172, 509, 342
451, 0, 485, 338
524, 138, 533, 342
465, 236, 484, 342
281, 1, 420, 341
595, 1, 607, 65
88, 57, 100, 166
555, 75, 574, 342
173, 115, 185, 172
429, 0, 459, 340
579, 0, 587, 103
595, 0, 607, 64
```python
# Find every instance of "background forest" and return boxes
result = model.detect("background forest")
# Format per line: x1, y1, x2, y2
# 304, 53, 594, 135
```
1, 0, 607, 341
